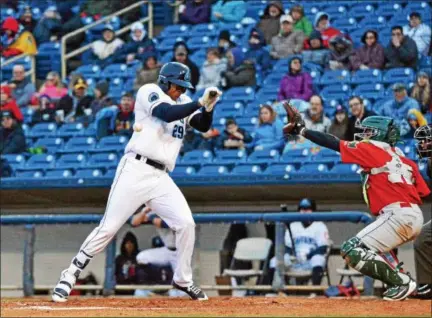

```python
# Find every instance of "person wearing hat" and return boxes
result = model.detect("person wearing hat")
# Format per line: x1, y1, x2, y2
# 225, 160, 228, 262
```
277, 55, 312, 102
1, 110, 26, 154
290, 4, 313, 37
171, 41, 200, 92
258, 1, 284, 45
217, 30, 236, 57
33, 5, 62, 44
411, 71, 431, 115
18, 5, 37, 33
346, 96, 377, 141
328, 34, 354, 70
211, 0, 246, 24
381, 83, 421, 122
384, 25, 418, 69
329, 105, 349, 140
57, 78, 94, 123
351, 30, 385, 71
403, 12, 431, 56
244, 28, 271, 74
312, 11, 341, 49
270, 15, 305, 59
0, 16, 37, 57
0, 85, 23, 123
221, 47, 256, 89
301, 30, 330, 68
90, 80, 114, 116
90, 24, 124, 67
114, 230, 140, 295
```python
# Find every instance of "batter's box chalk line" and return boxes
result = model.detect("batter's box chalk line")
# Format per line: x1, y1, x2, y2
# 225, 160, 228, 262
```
14, 306, 187, 311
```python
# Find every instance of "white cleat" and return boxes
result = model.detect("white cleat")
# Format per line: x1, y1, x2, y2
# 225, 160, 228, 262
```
51, 269, 77, 303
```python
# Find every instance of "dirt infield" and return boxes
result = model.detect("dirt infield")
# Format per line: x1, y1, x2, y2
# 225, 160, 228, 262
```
1, 296, 430, 317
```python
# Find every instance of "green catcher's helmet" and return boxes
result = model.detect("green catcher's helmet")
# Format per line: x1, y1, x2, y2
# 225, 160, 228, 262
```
354, 116, 400, 146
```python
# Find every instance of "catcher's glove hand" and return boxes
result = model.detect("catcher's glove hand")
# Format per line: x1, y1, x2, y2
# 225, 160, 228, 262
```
282, 100, 305, 136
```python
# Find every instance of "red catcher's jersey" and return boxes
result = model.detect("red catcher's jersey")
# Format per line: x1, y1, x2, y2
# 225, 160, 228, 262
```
339, 140, 431, 215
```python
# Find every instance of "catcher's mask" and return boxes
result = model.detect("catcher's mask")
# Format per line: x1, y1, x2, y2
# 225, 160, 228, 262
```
414, 124, 432, 158
354, 116, 400, 146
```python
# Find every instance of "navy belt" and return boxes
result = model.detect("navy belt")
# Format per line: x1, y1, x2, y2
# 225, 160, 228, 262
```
135, 154, 166, 171
167, 247, 177, 251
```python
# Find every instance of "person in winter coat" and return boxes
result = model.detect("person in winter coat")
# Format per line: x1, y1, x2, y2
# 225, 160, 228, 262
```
38, 71, 68, 101
218, 118, 252, 150
17, 5, 37, 33
258, 0, 284, 45
0, 110, 26, 154
217, 30, 236, 58
351, 30, 385, 71
113, 22, 155, 65
221, 47, 256, 89
384, 26, 418, 69
196, 48, 227, 91
115, 93, 135, 138
346, 96, 377, 141
381, 83, 421, 123
328, 105, 349, 140
270, 15, 305, 59
301, 30, 330, 68
328, 34, 354, 70
29, 94, 57, 123
90, 24, 124, 68
403, 12, 431, 56
277, 56, 313, 102
115, 231, 140, 295
179, 0, 211, 25
57, 78, 94, 123
134, 54, 162, 91
90, 81, 114, 116
290, 4, 313, 37
0, 85, 23, 123
411, 71, 431, 114
244, 28, 271, 74
0, 17, 37, 57
311, 12, 341, 49
172, 41, 200, 91
9, 64, 35, 107
211, 0, 246, 24
404, 109, 428, 139
33, 5, 62, 44
249, 105, 284, 151
301, 95, 331, 132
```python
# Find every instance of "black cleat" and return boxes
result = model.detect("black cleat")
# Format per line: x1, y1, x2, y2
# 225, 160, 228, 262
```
172, 282, 208, 301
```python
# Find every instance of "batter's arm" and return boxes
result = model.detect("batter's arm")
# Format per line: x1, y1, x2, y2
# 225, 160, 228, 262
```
300, 128, 341, 152
188, 108, 213, 132
152, 101, 202, 123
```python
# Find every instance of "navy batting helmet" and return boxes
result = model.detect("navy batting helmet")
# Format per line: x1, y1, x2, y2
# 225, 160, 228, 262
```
157, 62, 194, 92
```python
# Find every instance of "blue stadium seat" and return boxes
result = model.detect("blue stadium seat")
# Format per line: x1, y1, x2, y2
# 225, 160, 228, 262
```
186, 36, 216, 51
419, 55, 432, 71
157, 37, 187, 52
96, 135, 129, 152
404, 1, 431, 13
222, 87, 255, 102
298, 163, 329, 173
15, 170, 44, 178
44, 169, 74, 178
182, 150, 213, 165
214, 149, 247, 165
247, 149, 280, 164
244, 102, 264, 117
328, 163, 359, 175
321, 4, 347, 17
382, 68, 415, 85
349, 29, 368, 48
255, 90, 277, 104
230, 164, 262, 175
263, 163, 297, 176
160, 51, 173, 64
320, 70, 351, 85
351, 69, 383, 85
198, 164, 230, 176
358, 15, 387, 30
61, 137, 96, 153
375, 2, 403, 18
105, 168, 117, 179
321, 84, 351, 101
312, 147, 340, 163
1, 154, 26, 169
263, 73, 284, 86
28, 123, 57, 138
101, 64, 128, 79
219, 23, 248, 36
80, 124, 97, 137
73, 65, 101, 80
33, 137, 65, 153
75, 168, 105, 178
171, 165, 196, 178
108, 77, 125, 99
190, 50, 207, 67
348, 3, 375, 18
233, 117, 258, 132
160, 25, 190, 38
245, 2, 267, 20
56, 153, 87, 169
280, 147, 312, 163
303, 62, 323, 74
24, 154, 56, 170
87, 152, 119, 169
331, 17, 358, 33
190, 23, 219, 37
353, 83, 385, 101
56, 123, 85, 138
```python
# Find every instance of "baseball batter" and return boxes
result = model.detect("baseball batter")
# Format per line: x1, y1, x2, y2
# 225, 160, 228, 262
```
283, 102, 430, 301
52, 62, 222, 302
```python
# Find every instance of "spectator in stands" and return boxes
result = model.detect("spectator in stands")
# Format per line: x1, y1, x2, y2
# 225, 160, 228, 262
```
172, 41, 200, 91
346, 96, 377, 141
312, 12, 341, 49
258, 0, 284, 45
113, 0, 142, 27
115, 93, 135, 138
404, 109, 428, 139
196, 48, 227, 91
181, 126, 201, 155
403, 12, 431, 56
290, 4, 313, 37
33, 5, 62, 44
384, 26, 418, 69
329, 105, 349, 140
301, 95, 331, 132
38, 71, 68, 101
9, 64, 35, 107
220, 47, 256, 89
351, 30, 385, 71
115, 231, 140, 295
134, 54, 162, 91
219, 118, 252, 150
0, 17, 37, 57
90, 81, 114, 116
57, 78, 94, 123
179, 0, 211, 25
381, 83, 421, 121
249, 105, 284, 151
301, 30, 329, 68
218, 30, 236, 57
411, 71, 431, 114
328, 35, 354, 70
0, 85, 23, 122
270, 15, 305, 59
244, 28, 271, 74
211, 0, 246, 24
114, 22, 155, 65
197, 126, 220, 151
0, 110, 26, 154
17, 5, 37, 33
277, 56, 313, 102
90, 24, 124, 68
80, 0, 117, 18
30, 94, 57, 123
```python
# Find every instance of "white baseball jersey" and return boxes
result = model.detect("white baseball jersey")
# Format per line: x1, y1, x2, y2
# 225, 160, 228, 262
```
125, 83, 198, 171
285, 221, 330, 258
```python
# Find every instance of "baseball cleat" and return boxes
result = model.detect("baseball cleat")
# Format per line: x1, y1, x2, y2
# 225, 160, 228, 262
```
383, 278, 417, 301
52, 269, 77, 303
172, 282, 208, 301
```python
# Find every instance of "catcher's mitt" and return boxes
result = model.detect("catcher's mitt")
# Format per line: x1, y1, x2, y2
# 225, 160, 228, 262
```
282, 100, 304, 136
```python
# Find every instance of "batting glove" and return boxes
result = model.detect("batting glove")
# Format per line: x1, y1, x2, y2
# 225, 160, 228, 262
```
199, 87, 222, 112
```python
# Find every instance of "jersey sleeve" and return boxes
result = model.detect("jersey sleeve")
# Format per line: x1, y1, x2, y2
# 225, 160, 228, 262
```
339, 140, 377, 168
315, 223, 330, 247
284, 226, 293, 248
135, 84, 170, 117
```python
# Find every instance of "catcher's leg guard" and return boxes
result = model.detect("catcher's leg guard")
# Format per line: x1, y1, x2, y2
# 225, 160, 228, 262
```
340, 237, 411, 286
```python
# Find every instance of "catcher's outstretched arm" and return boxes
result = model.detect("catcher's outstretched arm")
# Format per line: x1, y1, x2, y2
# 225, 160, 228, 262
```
300, 128, 341, 152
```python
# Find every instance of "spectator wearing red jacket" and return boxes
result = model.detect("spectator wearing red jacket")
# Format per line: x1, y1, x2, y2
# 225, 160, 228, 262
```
304, 12, 341, 49
1, 17, 37, 57
0, 85, 23, 123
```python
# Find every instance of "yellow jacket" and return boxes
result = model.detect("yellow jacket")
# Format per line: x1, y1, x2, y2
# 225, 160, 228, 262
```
9, 31, 38, 55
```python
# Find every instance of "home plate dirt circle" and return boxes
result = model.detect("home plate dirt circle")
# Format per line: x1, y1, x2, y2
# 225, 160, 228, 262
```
1, 297, 430, 317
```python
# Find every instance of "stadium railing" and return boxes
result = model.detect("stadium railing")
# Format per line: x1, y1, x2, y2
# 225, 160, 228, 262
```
0, 211, 373, 296
61, 0, 154, 81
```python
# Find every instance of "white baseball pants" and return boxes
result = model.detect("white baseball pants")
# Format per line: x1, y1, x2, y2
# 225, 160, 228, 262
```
72, 153, 196, 287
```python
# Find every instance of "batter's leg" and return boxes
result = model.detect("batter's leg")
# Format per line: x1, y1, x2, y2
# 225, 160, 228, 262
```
414, 220, 432, 292
136, 247, 175, 267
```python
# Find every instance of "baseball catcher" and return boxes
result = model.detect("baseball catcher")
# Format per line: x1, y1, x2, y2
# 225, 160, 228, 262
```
282, 102, 431, 301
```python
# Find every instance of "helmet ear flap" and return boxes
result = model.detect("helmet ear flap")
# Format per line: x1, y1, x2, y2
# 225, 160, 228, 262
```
157, 75, 169, 92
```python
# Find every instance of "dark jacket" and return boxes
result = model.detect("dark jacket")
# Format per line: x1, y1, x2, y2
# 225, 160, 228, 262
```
346, 109, 377, 141
244, 28, 271, 73
10, 77, 35, 107
222, 47, 256, 89
179, 0, 211, 25
0, 125, 27, 154
33, 17, 62, 44
172, 41, 200, 91
219, 127, 252, 149
90, 81, 114, 116
301, 30, 330, 68
351, 42, 385, 70
384, 36, 419, 69
58, 94, 94, 121
113, 34, 155, 64
258, 0, 284, 44
115, 231, 139, 295
329, 116, 349, 140
115, 109, 135, 137
329, 35, 354, 70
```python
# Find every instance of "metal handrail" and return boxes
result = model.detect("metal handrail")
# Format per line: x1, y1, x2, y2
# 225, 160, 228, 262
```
61, 0, 153, 81
1, 54, 36, 83
167, 0, 183, 24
